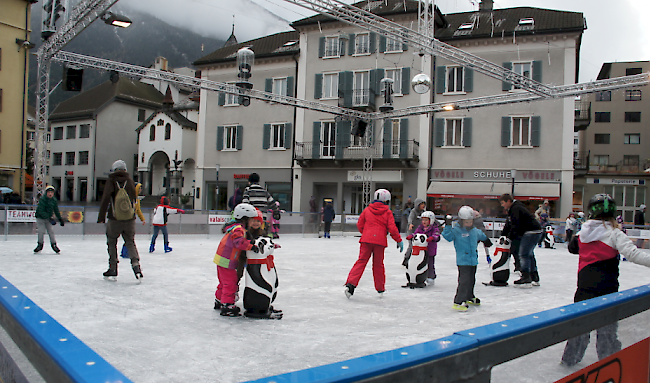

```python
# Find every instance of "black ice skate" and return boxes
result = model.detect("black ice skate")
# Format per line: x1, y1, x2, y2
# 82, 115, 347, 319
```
34, 243, 43, 253
220, 304, 241, 317
214, 299, 223, 310
514, 272, 532, 288
132, 265, 143, 283
51, 243, 60, 254
344, 283, 355, 299
103, 268, 118, 281
244, 309, 283, 320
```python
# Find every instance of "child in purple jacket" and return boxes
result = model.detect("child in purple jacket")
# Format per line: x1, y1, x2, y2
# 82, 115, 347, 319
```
407, 211, 441, 284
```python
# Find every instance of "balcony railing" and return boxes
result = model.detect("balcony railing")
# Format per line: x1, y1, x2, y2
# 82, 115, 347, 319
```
574, 100, 591, 131
587, 159, 650, 174
295, 140, 419, 162
573, 151, 589, 171
352, 89, 370, 107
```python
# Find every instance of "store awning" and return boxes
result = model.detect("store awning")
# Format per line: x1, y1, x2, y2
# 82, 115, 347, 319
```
427, 182, 560, 200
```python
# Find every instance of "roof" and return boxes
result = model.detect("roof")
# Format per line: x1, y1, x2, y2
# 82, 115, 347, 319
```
136, 110, 197, 132
434, 7, 585, 41
49, 78, 164, 122
193, 30, 300, 66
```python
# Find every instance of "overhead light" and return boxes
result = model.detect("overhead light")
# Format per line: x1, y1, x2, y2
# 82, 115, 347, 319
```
15, 38, 36, 50
101, 12, 132, 28
442, 104, 456, 111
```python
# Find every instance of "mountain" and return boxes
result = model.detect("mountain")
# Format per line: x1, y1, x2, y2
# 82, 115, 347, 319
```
28, 2, 226, 109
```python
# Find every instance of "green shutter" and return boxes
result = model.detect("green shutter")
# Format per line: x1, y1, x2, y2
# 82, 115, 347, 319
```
374, 68, 384, 94
399, 118, 409, 159
236, 125, 243, 150
335, 120, 351, 159
502, 62, 513, 91
217, 126, 224, 151
284, 123, 292, 149
383, 119, 392, 158
348, 34, 355, 55
339, 38, 346, 56
340, 71, 353, 108
312, 122, 321, 159
402, 67, 410, 95
369, 69, 377, 110
287, 76, 294, 97
379, 35, 386, 53
501, 117, 511, 147
463, 118, 472, 147
532, 60, 542, 83
435, 65, 446, 94
402, 42, 408, 51
318, 37, 325, 58
464, 68, 473, 93
531, 116, 541, 147
218, 92, 225, 106
369, 32, 377, 53
263, 124, 271, 149
434, 118, 444, 147
314, 74, 323, 99
265, 78, 272, 93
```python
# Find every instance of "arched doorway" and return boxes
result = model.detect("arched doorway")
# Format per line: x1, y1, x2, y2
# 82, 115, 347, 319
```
148, 151, 170, 196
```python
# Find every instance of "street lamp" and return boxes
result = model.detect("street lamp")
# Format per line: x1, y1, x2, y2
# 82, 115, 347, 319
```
101, 12, 132, 28
511, 169, 517, 196
215, 164, 220, 210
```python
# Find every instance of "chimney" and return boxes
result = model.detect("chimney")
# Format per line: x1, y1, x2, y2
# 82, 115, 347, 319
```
479, 0, 493, 12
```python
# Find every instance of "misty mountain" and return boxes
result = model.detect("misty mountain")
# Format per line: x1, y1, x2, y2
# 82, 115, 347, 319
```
29, 3, 226, 109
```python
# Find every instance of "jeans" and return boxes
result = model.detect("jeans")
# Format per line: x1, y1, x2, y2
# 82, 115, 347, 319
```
36, 218, 56, 244
518, 232, 542, 274
152, 225, 169, 244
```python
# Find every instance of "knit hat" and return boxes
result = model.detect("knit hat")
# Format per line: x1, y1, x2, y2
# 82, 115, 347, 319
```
249, 173, 260, 183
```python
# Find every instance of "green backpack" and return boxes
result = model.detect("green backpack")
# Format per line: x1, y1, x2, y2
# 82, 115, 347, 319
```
112, 182, 134, 220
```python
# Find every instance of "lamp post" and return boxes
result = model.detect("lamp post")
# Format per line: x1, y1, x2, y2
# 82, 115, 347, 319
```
215, 164, 220, 211
511, 169, 517, 197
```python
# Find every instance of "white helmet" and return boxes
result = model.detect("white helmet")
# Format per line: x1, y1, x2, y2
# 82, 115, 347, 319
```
233, 203, 257, 219
458, 205, 474, 220
374, 189, 391, 203
421, 211, 435, 221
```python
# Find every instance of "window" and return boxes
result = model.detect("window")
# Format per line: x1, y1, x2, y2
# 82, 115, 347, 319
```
46, 133, 51, 142
46, 150, 50, 159
65, 152, 75, 166
624, 133, 640, 144
272, 77, 288, 96
79, 124, 90, 138
352, 70, 370, 106
511, 117, 531, 146
224, 126, 237, 150
354, 33, 370, 55
322, 73, 338, 99
66, 125, 76, 139
149, 125, 155, 141
157, 119, 164, 126
0, 89, 2, 112
324, 36, 340, 58
391, 120, 400, 156
385, 68, 402, 95
271, 124, 285, 149
385, 37, 402, 52
625, 112, 641, 122
574, 138, 579, 145
444, 119, 464, 147
626, 68, 643, 76
625, 90, 642, 101
27, 131, 35, 140
594, 134, 610, 144
53, 127, 63, 140
165, 123, 171, 140
138, 109, 146, 122
225, 82, 239, 106
594, 155, 609, 166
53, 153, 62, 166
458, 22, 474, 30
321, 121, 336, 158
623, 155, 640, 165
512, 62, 532, 89
595, 91, 611, 101
595, 112, 611, 122
78, 151, 89, 165
351, 134, 366, 147
446, 66, 464, 93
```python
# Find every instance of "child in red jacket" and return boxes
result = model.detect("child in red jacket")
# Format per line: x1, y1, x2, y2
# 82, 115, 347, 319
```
345, 189, 403, 298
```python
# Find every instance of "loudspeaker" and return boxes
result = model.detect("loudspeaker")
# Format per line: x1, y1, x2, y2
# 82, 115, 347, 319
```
63, 67, 83, 91
351, 119, 368, 137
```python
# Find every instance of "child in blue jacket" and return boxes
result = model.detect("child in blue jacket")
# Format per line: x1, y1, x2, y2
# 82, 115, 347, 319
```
442, 205, 488, 312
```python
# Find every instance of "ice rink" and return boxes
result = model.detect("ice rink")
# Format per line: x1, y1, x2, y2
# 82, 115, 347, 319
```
1, 232, 649, 383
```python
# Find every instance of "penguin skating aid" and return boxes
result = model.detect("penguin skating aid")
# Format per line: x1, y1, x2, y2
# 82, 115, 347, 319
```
244, 237, 282, 319
483, 236, 511, 287
403, 234, 428, 288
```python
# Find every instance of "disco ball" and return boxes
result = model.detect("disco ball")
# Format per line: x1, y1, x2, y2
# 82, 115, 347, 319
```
411, 73, 432, 94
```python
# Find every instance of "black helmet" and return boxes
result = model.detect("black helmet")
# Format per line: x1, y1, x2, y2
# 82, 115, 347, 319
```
587, 194, 617, 219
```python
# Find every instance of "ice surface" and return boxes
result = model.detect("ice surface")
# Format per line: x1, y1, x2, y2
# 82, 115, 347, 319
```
1, 233, 649, 383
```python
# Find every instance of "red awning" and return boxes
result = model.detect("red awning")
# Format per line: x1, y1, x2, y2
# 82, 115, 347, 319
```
426, 181, 560, 200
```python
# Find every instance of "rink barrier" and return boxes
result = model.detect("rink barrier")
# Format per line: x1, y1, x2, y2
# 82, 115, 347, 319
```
248, 285, 650, 383
0, 275, 132, 383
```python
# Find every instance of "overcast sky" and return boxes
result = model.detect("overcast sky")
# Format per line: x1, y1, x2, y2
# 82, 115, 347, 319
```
114, 0, 649, 83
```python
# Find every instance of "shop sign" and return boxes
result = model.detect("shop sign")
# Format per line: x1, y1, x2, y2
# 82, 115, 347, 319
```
348, 170, 402, 182
431, 169, 560, 183
208, 214, 232, 224
7, 210, 36, 222
345, 215, 360, 224
555, 337, 649, 383
587, 178, 645, 185
483, 221, 505, 230
233, 174, 250, 179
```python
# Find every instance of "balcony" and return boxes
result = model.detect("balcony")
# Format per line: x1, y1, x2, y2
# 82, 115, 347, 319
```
574, 100, 591, 131
295, 140, 419, 167
587, 159, 650, 174
352, 89, 370, 107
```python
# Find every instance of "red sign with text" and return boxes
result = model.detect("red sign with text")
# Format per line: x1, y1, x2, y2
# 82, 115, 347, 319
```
555, 338, 649, 383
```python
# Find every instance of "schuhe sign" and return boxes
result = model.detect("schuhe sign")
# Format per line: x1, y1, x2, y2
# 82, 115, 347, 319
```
431, 169, 560, 183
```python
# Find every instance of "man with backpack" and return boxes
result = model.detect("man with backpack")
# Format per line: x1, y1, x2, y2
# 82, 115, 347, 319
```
97, 160, 142, 281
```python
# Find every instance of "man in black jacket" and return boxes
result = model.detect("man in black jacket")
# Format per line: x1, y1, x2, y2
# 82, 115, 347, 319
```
634, 204, 646, 248
499, 194, 542, 287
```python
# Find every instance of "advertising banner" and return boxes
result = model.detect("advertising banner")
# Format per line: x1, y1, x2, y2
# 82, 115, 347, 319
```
208, 214, 232, 225
7, 210, 36, 222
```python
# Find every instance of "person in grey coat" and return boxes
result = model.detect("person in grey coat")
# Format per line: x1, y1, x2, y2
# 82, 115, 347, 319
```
402, 198, 426, 267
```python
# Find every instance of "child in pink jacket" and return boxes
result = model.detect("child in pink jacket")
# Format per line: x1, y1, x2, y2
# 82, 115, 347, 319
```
407, 211, 441, 284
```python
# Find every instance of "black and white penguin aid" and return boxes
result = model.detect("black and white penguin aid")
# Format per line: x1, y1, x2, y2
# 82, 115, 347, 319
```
543, 224, 555, 248
244, 237, 282, 319
484, 236, 510, 287
403, 234, 428, 288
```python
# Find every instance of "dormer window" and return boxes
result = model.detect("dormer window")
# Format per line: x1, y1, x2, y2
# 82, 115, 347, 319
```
519, 18, 534, 26
283, 40, 297, 47
458, 23, 474, 30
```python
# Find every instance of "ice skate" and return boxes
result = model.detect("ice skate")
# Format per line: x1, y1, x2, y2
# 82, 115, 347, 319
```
377, 290, 385, 298
531, 271, 540, 286
344, 283, 355, 299
514, 272, 533, 288
120, 245, 129, 259
103, 267, 118, 281
164, 243, 173, 253
132, 265, 143, 282
244, 309, 283, 320
51, 243, 60, 254
149, 243, 155, 253
452, 302, 469, 312
467, 297, 481, 306
214, 299, 223, 310
34, 242, 43, 253
220, 304, 241, 317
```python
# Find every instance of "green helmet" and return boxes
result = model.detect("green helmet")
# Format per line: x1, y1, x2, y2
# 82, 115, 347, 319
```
587, 194, 617, 219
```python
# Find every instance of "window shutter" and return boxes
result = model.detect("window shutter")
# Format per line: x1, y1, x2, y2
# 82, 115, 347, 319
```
312, 122, 321, 159
434, 119, 444, 147
348, 34, 355, 55
463, 118, 472, 147
369, 32, 377, 53
402, 67, 410, 95
287, 76, 294, 97
399, 118, 409, 159
284, 123, 292, 149
265, 78, 273, 93
236, 125, 243, 150
532, 60, 542, 84
531, 116, 541, 147
263, 124, 271, 149
314, 74, 323, 99
375, 68, 384, 94
502, 62, 513, 91
379, 35, 386, 53
339, 38, 346, 56
464, 68, 473, 93
318, 37, 325, 58
218, 92, 225, 106
501, 117, 511, 147
217, 126, 224, 151
402, 42, 408, 51
339, 71, 353, 108
383, 119, 392, 158
369, 69, 377, 110
335, 120, 351, 159
435, 65, 446, 94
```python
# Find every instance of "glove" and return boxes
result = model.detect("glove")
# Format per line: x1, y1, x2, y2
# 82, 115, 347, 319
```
444, 215, 452, 226
179, 209, 185, 214
426, 236, 434, 242
274, 244, 281, 249
59, 219, 65, 227
250, 245, 259, 253
486, 255, 492, 265
483, 238, 493, 248
273, 212, 281, 220
406, 234, 413, 241
397, 241, 404, 252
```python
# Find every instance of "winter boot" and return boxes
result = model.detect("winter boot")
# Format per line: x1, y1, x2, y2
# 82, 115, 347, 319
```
467, 297, 481, 306
214, 299, 223, 310
149, 242, 155, 253
514, 272, 533, 288
103, 265, 118, 281
344, 283, 356, 299
452, 302, 469, 312
51, 243, 60, 254
34, 242, 43, 253
120, 245, 129, 258
164, 243, 173, 253
220, 304, 241, 317
132, 265, 143, 281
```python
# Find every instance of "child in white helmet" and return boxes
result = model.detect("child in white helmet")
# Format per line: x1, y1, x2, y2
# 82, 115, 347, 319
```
442, 205, 488, 311
407, 211, 441, 284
